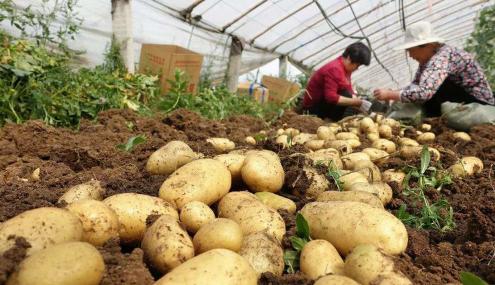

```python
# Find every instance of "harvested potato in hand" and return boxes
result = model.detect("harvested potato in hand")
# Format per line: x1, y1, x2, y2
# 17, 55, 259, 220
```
146, 140, 198, 175
206, 137, 236, 153
58, 180, 104, 205
241, 150, 284, 193
180, 201, 216, 233
193, 218, 243, 253
300, 239, 344, 279
240, 231, 284, 276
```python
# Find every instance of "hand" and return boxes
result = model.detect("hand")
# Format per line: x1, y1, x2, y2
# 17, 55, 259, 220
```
373, 89, 397, 101
359, 99, 372, 113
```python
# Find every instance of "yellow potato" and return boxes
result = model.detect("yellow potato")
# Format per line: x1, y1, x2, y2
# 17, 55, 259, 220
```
380, 118, 400, 128
154, 249, 258, 285
160, 159, 231, 208
293, 133, 317, 145
7, 242, 104, 285
206, 137, 235, 153
193, 218, 243, 254
378, 125, 393, 139
306, 148, 343, 169
0, 207, 82, 256
245, 136, 256, 145
336, 132, 359, 141
314, 275, 360, 285
240, 231, 284, 276
66, 200, 119, 246
214, 153, 245, 182
367, 132, 380, 142
317, 190, 383, 208
284, 128, 300, 137
372, 139, 396, 154
452, 132, 471, 142
179, 201, 215, 233
317, 126, 336, 140
301, 202, 408, 255
340, 171, 369, 191
416, 132, 436, 143
305, 139, 325, 150
400, 146, 440, 161
241, 150, 284, 193
146, 140, 198, 175
420, 123, 432, 131
142, 215, 194, 273
298, 166, 331, 199
372, 272, 412, 285
360, 117, 376, 133
276, 134, 290, 148
58, 180, 104, 205
218, 191, 285, 242
382, 169, 406, 186
449, 156, 483, 178
362, 148, 389, 165
346, 138, 361, 148
103, 193, 178, 244
300, 239, 344, 279
255, 192, 297, 214
398, 137, 419, 147
324, 140, 353, 155
352, 160, 381, 182
347, 182, 393, 205
341, 152, 371, 170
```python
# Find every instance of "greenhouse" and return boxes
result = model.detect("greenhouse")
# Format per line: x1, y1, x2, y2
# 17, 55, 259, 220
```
0, 0, 494, 284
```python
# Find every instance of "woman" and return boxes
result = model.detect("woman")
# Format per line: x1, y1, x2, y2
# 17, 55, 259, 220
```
301, 42, 372, 121
374, 21, 494, 117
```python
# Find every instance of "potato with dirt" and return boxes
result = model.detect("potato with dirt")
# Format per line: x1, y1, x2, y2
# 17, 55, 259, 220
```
306, 148, 343, 169
7, 241, 105, 285
382, 169, 406, 186
341, 152, 371, 170
449, 156, 483, 178
58, 180, 104, 205
305, 139, 325, 150
214, 153, 245, 182
218, 191, 285, 241
372, 138, 396, 154
296, 166, 331, 199
352, 159, 382, 182
417, 132, 436, 143
146, 140, 198, 175
239, 231, 284, 276
206, 137, 236, 153
255, 192, 297, 214
317, 190, 383, 208
339, 171, 369, 191
0, 207, 83, 256
347, 182, 393, 205
160, 158, 231, 208
103, 193, 178, 244
193, 218, 243, 253
324, 140, 353, 154
300, 239, 344, 279
362, 148, 389, 164
154, 248, 258, 285
301, 201, 408, 255
179, 201, 216, 233
66, 199, 119, 246
400, 145, 440, 161
317, 126, 336, 140
241, 150, 284, 193
314, 275, 360, 285
141, 214, 194, 273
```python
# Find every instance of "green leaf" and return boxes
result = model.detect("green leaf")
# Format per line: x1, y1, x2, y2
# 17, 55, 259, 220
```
460, 271, 488, 285
116, 135, 146, 152
290, 236, 308, 251
295, 213, 311, 240
420, 145, 431, 174
283, 250, 299, 274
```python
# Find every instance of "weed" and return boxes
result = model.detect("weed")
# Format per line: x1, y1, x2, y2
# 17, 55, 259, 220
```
116, 135, 146, 152
284, 213, 311, 273
460, 271, 488, 285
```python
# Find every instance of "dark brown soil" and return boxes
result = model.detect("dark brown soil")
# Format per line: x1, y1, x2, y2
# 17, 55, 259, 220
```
1, 108, 494, 284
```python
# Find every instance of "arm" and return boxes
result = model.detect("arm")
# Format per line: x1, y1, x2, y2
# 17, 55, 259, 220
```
323, 70, 362, 107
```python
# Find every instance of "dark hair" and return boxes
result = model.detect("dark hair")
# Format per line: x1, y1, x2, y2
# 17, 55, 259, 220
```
342, 42, 371, 66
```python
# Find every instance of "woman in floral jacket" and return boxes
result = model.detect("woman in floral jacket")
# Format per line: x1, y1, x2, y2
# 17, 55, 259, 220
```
373, 21, 494, 117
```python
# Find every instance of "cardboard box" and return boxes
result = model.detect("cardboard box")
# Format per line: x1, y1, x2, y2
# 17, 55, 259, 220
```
237, 82, 270, 104
261, 75, 301, 103
139, 44, 203, 94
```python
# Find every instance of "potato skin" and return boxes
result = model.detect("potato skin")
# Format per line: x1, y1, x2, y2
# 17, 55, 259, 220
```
300, 239, 344, 279
317, 191, 384, 208
66, 200, 120, 246
154, 249, 258, 285
146, 140, 197, 175
372, 139, 396, 154
255, 192, 297, 214
8, 241, 104, 285
179, 201, 215, 233
241, 150, 284, 193
207, 137, 235, 153
193, 218, 243, 254
449, 156, 483, 178
240, 231, 284, 276
347, 182, 393, 205
314, 275, 361, 285
214, 153, 245, 182
159, 159, 231, 209
141, 215, 194, 273
58, 180, 104, 204
103, 193, 178, 244
218, 192, 285, 242
0, 207, 83, 256
301, 202, 408, 255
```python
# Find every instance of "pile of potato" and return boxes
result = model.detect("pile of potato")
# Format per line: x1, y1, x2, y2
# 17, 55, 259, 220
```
0, 115, 483, 285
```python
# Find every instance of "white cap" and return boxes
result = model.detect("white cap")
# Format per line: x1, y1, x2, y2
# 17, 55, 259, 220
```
394, 21, 444, 50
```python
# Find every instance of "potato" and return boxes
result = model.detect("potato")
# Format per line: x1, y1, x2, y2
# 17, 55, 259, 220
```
367, 132, 380, 142
380, 118, 400, 128
241, 150, 284, 193
275, 135, 290, 148
276, 128, 284, 136
347, 182, 393, 205
245, 136, 257, 145
360, 117, 376, 133
0, 207, 83, 256
301, 202, 408, 255
193, 218, 243, 254
179, 201, 215, 233
154, 249, 258, 285
146, 141, 198, 175
284, 127, 300, 137
300, 166, 331, 199
341, 152, 371, 170
314, 275, 360, 285
240, 231, 284, 276
398, 137, 419, 147
362, 148, 389, 164
214, 153, 245, 182
160, 159, 231, 208
293, 133, 317, 145
372, 139, 396, 154
218, 192, 285, 241
7, 242, 104, 285
340, 171, 369, 191
306, 148, 343, 169
58, 180, 104, 205
346, 138, 361, 148
352, 160, 381, 182
305, 139, 325, 150
336, 132, 359, 141
452, 132, 471, 142
206, 137, 235, 153
400, 146, 440, 161
103, 193, 178, 244
379, 124, 393, 139
382, 169, 406, 186
300, 239, 344, 279
66, 200, 119, 246
317, 190, 383, 208
420, 123, 432, 131
317, 126, 336, 140
344, 244, 411, 285
417, 132, 435, 143
373, 113, 384, 123
449, 156, 483, 178
255, 192, 297, 214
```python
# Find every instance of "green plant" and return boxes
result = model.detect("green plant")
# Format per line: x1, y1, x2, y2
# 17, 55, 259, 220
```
460, 271, 489, 285
284, 213, 311, 273
397, 146, 455, 231
116, 135, 146, 152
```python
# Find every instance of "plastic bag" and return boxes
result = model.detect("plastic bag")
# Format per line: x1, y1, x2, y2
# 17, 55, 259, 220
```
387, 102, 425, 125
441, 102, 495, 131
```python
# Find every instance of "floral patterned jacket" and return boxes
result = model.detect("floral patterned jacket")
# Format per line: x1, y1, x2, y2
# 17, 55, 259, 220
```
400, 44, 494, 105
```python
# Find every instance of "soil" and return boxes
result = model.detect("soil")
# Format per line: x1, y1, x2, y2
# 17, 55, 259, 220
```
0, 108, 494, 284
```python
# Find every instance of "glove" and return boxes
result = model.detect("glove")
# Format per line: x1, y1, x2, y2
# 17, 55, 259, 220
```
359, 99, 372, 113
